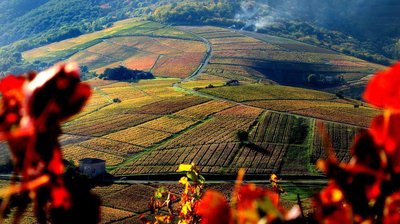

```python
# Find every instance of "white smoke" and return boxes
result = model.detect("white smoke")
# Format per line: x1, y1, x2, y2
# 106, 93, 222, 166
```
233, 0, 370, 32
234, 1, 284, 32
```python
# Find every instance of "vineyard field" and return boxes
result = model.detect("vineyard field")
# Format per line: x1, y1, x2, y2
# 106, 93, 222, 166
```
312, 121, 361, 163
200, 84, 335, 102
11, 21, 386, 181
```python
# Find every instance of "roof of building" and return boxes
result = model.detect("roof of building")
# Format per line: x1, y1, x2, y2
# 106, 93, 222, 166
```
79, 158, 106, 164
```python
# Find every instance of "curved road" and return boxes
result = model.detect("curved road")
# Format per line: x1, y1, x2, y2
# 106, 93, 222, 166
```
172, 30, 213, 88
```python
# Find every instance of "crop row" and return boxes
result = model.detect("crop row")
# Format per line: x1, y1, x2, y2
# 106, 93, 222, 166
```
157, 117, 252, 150
130, 96, 209, 115
108, 36, 180, 55
312, 121, 361, 163
211, 50, 363, 65
227, 143, 288, 174
203, 67, 259, 82
245, 99, 354, 112
101, 184, 156, 213
24, 19, 199, 62
101, 206, 134, 224
200, 83, 335, 102
78, 137, 144, 156
62, 145, 125, 166
174, 100, 235, 120
84, 79, 116, 87
180, 79, 226, 89
112, 141, 290, 176
137, 115, 198, 134
111, 142, 241, 175
250, 112, 309, 144
152, 52, 205, 78
200, 32, 243, 39
123, 53, 159, 71
63, 113, 159, 137
92, 184, 129, 199
213, 42, 281, 51
103, 127, 171, 147
157, 107, 262, 149
216, 105, 263, 119
97, 86, 147, 101
209, 36, 260, 45
178, 26, 228, 34
295, 106, 378, 127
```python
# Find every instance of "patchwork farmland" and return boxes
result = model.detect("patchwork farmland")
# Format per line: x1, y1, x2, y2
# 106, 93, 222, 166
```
179, 26, 385, 98
5, 19, 383, 181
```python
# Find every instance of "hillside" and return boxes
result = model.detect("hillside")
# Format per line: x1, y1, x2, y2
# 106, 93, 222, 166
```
23, 19, 206, 78
179, 25, 384, 99
1, 21, 381, 178
2, 0, 399, 77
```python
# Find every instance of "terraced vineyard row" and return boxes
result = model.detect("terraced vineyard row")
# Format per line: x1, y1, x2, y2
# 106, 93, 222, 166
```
130, 96, 209, 115
63, 113, 159, 137
112, 142, 241, 175
312, 121, 361, 163
250, 112, 310, 144
112, 142, 291, 176
174, 100, 235, 120
227, 143, 288, 174
158, 106, 262, 149
63, 145, 125, 166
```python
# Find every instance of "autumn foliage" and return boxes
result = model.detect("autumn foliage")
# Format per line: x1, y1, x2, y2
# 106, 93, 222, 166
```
0, 63, 100, 223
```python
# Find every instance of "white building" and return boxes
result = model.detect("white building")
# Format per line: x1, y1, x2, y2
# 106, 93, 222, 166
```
79, 158, 106, 178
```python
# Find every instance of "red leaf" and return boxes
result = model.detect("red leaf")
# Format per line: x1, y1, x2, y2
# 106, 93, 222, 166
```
364, 61, 400, 110
51, 186, 71, 209
0, 75, 25, 96
370, 114, 400, 172
384, 192, 400, 224
196, 190, 231, 224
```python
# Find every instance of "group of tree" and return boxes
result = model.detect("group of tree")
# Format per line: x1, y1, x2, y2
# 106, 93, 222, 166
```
149, 1, 238, 26
99, 66, 154, 81
307, 73, 345, 87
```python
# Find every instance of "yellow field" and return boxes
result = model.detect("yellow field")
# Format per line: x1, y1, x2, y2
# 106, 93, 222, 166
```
63, 145, 125, 166
101, 206, 134, 223
78, 137, 144, 155
138, 116, 197, 133
174, 100, 235, 120
23, 19, 147, 60
180, 79, 226, 89
103, 127, 171, 147
201, 83, 336, 102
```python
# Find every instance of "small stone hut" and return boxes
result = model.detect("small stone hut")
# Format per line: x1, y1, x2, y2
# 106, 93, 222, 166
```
79, 158, 106, 178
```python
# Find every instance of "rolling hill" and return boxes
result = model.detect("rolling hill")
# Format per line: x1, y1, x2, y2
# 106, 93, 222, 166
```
4, 20, 383, 178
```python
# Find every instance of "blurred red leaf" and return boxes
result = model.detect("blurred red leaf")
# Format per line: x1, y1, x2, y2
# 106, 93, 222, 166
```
0, 63, 93, 222
196, 190, 231, 224
364, 61, 400, 110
